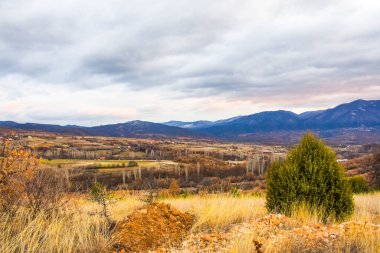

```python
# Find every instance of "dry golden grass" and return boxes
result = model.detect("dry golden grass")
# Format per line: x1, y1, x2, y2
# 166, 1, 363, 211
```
0, 192, 379, 253
164, 194, 267, 231
0, 208, 110, 253
77, 192, 144, 221
338, 223, 380, 253
288, 202, 325, 226
353, 192, 380, 224
229, 232, 264, 253
229, 193, 380, 253
230, 227, 380, 253
0, 194, 142, 253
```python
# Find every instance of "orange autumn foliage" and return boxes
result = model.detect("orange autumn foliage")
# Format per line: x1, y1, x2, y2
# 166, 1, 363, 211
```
0, 135, 39, 210
160, 179, 181, 198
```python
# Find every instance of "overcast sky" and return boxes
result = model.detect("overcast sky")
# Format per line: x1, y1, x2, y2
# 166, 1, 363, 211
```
0, 0, 379, 126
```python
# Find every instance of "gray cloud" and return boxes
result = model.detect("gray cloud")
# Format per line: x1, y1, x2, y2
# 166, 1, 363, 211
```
0, 0, 379, 125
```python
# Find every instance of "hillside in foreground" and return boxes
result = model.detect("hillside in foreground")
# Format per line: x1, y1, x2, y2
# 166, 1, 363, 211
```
1, 192, 379, 252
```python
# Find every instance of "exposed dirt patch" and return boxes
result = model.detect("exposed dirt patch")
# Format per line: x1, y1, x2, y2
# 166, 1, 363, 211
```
111, 202, 194, 253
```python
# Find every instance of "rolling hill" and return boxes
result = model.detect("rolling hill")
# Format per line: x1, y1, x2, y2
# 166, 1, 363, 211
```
1, 99, 379, 144
164, 99, 380, 142
0, 120, 199, 139
85, 120, 200, 138
302, 99, 380, 129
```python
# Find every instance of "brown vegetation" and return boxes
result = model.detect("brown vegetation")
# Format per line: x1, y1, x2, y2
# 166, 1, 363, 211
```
0, 136, 39, 210
0, 135, 67, 214
344, 149, 380, 188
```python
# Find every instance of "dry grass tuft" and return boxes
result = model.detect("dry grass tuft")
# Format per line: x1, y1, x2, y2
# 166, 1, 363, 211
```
353, 192, 380, 224
0, 208, 110, 253
0, 193, 143, 253
164, 194, 266, 231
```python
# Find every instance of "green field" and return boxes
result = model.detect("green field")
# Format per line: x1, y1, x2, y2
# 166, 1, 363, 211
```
41, 159, 178, 169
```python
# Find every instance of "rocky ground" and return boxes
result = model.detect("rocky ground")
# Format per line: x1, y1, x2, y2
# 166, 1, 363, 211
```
112, 204, 380, 253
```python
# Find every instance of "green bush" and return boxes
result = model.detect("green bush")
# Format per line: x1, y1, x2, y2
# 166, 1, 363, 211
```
230, 186, 241, 198
266, 133, 354, 222
346, 176, 369, 193
179, 189, 191, 198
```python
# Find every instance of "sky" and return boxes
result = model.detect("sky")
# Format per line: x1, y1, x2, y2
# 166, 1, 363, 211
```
0, 0, 379, 126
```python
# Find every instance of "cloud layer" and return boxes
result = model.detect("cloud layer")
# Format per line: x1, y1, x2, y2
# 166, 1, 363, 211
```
0, 0, 379, 125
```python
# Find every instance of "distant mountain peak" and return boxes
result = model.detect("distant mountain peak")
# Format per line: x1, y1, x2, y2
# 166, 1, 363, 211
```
1, 99, 379, 143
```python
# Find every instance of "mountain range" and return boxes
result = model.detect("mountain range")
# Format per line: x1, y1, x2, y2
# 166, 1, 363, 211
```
1, 99, 379, 144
